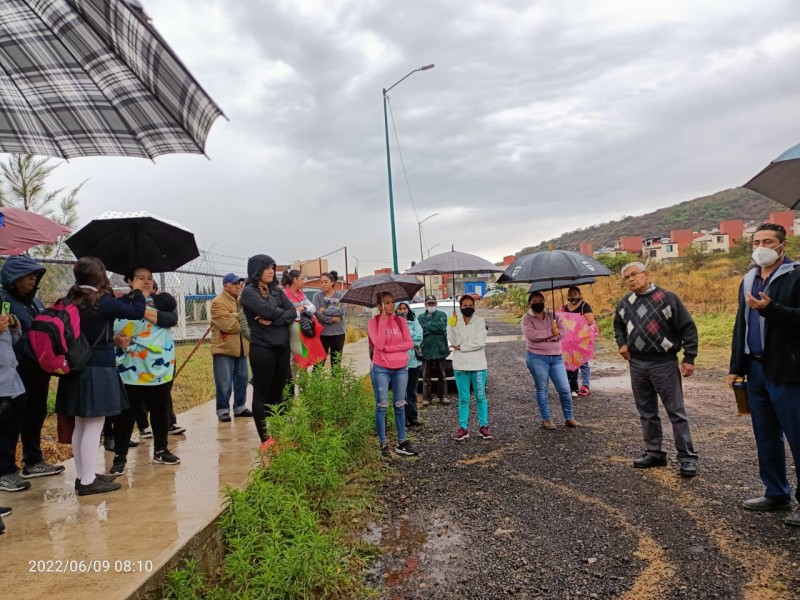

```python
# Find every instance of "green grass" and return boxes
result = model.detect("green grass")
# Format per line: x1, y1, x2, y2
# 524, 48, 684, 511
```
164, 366, 382, 600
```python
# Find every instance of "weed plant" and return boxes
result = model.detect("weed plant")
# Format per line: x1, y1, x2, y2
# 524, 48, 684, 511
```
164, 366, 380, 600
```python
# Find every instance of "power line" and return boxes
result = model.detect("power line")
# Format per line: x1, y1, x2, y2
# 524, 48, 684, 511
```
386, 95, 420, 224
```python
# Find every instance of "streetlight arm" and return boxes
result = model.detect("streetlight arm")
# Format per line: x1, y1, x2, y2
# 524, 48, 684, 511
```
383, 64, 435, 95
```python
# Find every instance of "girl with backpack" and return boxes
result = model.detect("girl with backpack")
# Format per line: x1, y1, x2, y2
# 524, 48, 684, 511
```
55, 258, 146, 496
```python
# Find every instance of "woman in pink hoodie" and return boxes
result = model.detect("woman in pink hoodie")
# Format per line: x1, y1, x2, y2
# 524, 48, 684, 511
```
368, 292, 418, 458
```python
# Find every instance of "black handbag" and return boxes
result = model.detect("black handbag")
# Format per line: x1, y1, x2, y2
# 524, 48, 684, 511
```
299, 311, 316, 338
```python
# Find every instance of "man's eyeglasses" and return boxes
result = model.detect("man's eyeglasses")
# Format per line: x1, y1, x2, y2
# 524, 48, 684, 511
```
622, 271, 645, 281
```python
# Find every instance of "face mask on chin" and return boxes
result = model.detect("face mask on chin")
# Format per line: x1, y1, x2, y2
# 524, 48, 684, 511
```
752, 245, 783, 268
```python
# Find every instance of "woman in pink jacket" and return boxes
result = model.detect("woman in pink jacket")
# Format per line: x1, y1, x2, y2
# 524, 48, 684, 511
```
368, 292, 418, 458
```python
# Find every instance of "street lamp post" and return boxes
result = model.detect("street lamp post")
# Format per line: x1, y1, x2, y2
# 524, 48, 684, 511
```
417, 212, 439, 263
383, 63, 435, 273
426, 243, 441, 297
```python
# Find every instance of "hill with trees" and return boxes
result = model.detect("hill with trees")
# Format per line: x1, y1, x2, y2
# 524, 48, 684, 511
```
517, 188, 794, 256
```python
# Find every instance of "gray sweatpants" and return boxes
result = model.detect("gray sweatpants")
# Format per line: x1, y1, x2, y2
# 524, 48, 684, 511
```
630, 358, 698, 463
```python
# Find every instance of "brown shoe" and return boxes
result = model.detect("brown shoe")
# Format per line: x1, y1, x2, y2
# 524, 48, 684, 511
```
541, 419, 556, 430
565, 419, 582, 428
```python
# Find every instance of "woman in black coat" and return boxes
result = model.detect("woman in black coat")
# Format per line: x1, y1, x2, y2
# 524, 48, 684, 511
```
55, 257, 146, 496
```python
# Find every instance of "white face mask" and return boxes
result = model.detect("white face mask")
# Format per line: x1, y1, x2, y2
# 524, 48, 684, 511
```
752, 245, 783, 268
426, 306, 436, 314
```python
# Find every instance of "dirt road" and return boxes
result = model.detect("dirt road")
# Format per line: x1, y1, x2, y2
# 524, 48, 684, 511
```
367, 308, 800, 600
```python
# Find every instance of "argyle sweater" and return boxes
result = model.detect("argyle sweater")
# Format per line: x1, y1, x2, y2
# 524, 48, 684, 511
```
613, 286, 698, 364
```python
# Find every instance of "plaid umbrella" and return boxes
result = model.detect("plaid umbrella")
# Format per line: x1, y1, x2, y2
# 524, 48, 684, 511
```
66, 211, 199, 274
340, 273, 424, 308
0, 0, 224, 159
0, 206, 71, 255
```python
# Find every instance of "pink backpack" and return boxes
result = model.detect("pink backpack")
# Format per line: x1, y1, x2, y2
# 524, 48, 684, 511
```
27, 300, 93, 376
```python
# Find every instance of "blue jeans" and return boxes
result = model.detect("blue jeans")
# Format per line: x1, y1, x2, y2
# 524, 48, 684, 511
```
213, 354, 249, 417
372, 365, 408, 445
455, 370, 488, 429
405, 366, 420, 424
747, 359, 800, 503
525, 353, 573, 421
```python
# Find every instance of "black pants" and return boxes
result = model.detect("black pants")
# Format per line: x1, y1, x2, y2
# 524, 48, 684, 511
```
320, 334, 346, 368
567, 369, 579, 393
17, 358, 51, 467
132, 387, 176, 430
423, 358, 447, 402
115, 382, 172, 457
249, 344, 291, 442
405, 366, 420, 423
0, 395, 24, 476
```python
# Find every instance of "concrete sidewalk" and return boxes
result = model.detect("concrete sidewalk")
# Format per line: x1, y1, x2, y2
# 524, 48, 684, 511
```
0, 337, 372, 599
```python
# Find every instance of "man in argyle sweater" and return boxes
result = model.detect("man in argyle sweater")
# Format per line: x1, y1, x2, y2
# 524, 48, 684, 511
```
614, 261, 699, 477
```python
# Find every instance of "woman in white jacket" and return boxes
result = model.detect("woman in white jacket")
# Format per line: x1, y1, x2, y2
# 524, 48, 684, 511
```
447, 295, 491, 441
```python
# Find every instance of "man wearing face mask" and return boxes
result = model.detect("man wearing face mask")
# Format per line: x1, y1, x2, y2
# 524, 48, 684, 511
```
729, 223, 800, 527
418, 295, 450, 406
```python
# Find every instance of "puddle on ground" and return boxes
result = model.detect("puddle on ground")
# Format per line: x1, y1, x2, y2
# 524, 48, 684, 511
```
363, 509, 463, 590
590, 374, 632, 392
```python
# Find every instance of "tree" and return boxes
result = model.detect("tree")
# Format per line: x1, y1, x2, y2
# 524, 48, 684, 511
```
596, 253, 639, 273
683, 244, 710, 271
0, 154, 84, 259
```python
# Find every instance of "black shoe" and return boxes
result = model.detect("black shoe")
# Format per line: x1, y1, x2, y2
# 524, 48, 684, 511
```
0, 515, 4, 534
0, 506, 11, 517
379, 444, 391, 458
74, 474, 118, 490
784, 508, 800, 527
103, 437, 115, 452
76, 478, 122, 496
168, 424, 186, 435
153, 449, 180, 465
234, 409, 253, 418
741, 496, 792, 512
395, 440, 418, 457
406, 420, 422, 428
679, 461, 698, 478
128, 438, 140, 448
633, 454, 668, 469
218, 413, 232, 423
109, 456, 127, 476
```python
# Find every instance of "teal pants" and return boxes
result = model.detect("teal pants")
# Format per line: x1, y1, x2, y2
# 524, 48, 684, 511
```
454, 369, 488, 429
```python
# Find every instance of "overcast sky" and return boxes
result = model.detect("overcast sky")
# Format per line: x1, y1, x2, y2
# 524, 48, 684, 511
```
43, 0, 800, 275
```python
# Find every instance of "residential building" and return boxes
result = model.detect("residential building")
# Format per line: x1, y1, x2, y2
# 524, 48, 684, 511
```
691, 233, 730, 254
643, 237, 680, 264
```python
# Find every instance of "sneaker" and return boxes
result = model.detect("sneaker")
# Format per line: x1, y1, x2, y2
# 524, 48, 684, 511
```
0, 507, 11, 517
422, 399, 431, 407
169, 424, 186, 435
109, 456, 127, 476
479, 426, 493, 440
571, 390, 579, 398
260, 437, 276, 453
76, 478, 121, 496
103, 436, 115, 452
218, 413, 231, 423
395, 440, 418, 457
139, 427, 153, 439
128, 438, 140, 448
380, 443, 391, 458
74, 474, 119, 489
578, 386, 590, 397
0, 472, 31, 492
234, 409, 253, 418
453, 427, 469, 442
440, 397, 451, 405
153, 450, 181, 465
21, 461, 65, 479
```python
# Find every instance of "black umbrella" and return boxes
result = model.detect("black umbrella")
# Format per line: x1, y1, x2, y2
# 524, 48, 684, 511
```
528, 276, 597, 311
340, 273, 424, 308
499, 250, 612, 309
743, 142, 800, 209
406, 248, 503, 315
66, 211, 199, 274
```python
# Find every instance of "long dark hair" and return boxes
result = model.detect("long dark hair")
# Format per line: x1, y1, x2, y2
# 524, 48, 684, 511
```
281, 269, 302, 288
67, 257, 112, 309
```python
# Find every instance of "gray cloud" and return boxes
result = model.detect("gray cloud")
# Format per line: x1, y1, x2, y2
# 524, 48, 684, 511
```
45, 0, 800, 274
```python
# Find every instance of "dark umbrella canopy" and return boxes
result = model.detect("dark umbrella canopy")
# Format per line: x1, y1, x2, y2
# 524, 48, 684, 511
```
497, 250, 612, 284
0, 0, 224, 159
66, 211, 199, 274
744, 142, 800, 210
0, 207, 71, 255
406, 250, 503, 275
340, 273, 423, 308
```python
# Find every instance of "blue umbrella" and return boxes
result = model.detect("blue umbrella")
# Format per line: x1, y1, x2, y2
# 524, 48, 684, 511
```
744, 142, 800, 209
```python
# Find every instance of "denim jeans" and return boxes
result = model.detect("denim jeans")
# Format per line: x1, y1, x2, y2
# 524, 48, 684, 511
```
405, 366, 420, 424
213, 354, 249, 417
747, 359, 800, 503
567, 363, 591, 392
454, 370, 488, 429
525, 352, 573, 421
372, 364, 408, 445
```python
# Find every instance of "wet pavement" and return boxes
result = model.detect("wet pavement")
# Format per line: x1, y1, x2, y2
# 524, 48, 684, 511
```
0, 338, 373, 599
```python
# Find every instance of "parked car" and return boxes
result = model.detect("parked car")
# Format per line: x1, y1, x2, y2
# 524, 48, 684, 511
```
483, 288, 505, 298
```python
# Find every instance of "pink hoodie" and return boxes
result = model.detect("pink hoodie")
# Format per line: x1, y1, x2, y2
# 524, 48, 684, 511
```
521, 310, 564, 356
368, 314, 413, 369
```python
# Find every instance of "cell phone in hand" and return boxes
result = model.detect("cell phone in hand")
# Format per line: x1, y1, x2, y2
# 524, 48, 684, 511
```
1, 302, 10, 315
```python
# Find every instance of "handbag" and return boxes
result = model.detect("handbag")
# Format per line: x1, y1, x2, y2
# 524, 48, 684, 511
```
413, 345, 424, 361
299, 311, 316, 338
